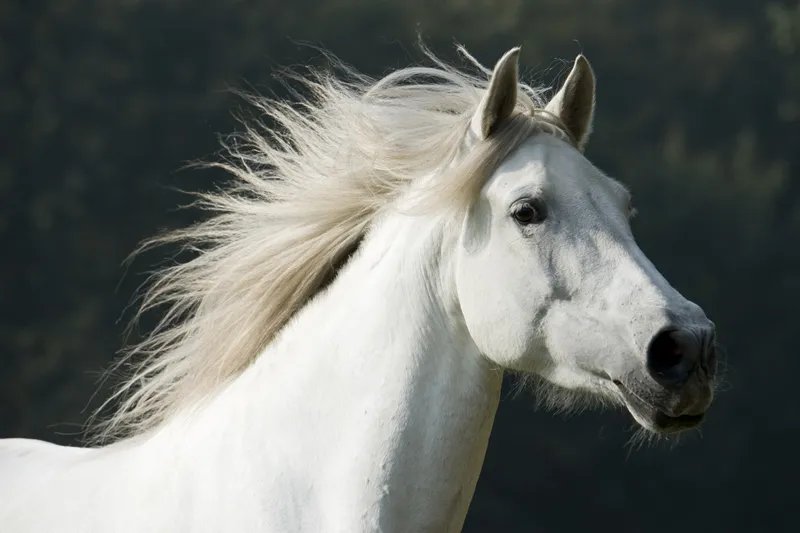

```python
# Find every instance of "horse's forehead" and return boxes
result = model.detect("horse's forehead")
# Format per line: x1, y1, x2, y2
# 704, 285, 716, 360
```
486, 134, 602, 201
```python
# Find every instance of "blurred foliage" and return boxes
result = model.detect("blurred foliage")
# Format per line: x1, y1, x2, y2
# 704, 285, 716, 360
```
1, 0, 798, 531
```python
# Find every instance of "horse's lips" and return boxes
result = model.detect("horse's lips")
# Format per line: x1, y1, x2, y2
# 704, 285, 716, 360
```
613, 381, 705, 434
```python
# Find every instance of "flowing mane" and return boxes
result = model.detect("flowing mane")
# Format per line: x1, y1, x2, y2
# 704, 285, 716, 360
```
93, 45, 572, 442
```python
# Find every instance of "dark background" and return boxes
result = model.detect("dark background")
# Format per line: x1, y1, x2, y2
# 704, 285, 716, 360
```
2, 1, 799, 531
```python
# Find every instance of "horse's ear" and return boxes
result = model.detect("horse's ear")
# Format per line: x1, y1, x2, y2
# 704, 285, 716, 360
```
544, 55, 596, 151
470, 47, 521, 140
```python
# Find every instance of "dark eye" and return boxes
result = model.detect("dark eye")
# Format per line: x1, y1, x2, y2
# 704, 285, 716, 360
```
511, 200, 546, 225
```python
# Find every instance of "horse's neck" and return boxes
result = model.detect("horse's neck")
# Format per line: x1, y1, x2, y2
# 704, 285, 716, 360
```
155, 212, 503, 532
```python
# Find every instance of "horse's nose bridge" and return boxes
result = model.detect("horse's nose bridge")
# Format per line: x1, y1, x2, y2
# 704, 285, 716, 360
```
602, 241, 691, 335
584, 226, 702, 324
628, 246, 708, 323
608, 242, 713, 357
605, 242, 673, 308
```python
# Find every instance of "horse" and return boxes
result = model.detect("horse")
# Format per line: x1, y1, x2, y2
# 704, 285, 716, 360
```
0, 45, 717, 532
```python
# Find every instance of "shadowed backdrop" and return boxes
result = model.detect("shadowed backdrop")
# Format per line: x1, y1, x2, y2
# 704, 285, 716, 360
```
1, 1, 798, 531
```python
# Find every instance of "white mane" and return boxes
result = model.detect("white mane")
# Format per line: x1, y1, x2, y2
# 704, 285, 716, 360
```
93, 45, 572, 442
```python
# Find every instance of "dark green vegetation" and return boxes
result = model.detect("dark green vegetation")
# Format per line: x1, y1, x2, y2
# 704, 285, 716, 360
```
2, 1, 798, 531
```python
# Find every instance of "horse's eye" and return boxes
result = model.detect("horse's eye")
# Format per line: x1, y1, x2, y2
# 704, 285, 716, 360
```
511, 201, 546, 225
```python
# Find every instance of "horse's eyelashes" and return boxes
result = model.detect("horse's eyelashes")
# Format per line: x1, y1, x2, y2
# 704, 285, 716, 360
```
628, 198, 638, 219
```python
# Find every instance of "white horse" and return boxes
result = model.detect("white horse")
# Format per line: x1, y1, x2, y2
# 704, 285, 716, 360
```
0, 46, 717, 532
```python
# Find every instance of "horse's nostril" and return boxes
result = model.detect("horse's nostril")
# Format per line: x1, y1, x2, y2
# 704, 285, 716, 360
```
646, 329, 696, 386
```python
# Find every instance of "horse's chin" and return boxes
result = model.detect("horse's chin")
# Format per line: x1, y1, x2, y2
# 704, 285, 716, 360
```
615, 382, 706, 435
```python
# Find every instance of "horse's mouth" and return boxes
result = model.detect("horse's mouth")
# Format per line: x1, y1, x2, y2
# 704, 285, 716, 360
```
613, 380, 705, 434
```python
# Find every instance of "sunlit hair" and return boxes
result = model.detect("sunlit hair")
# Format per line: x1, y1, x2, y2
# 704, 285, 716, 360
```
91, 44, 572, 442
